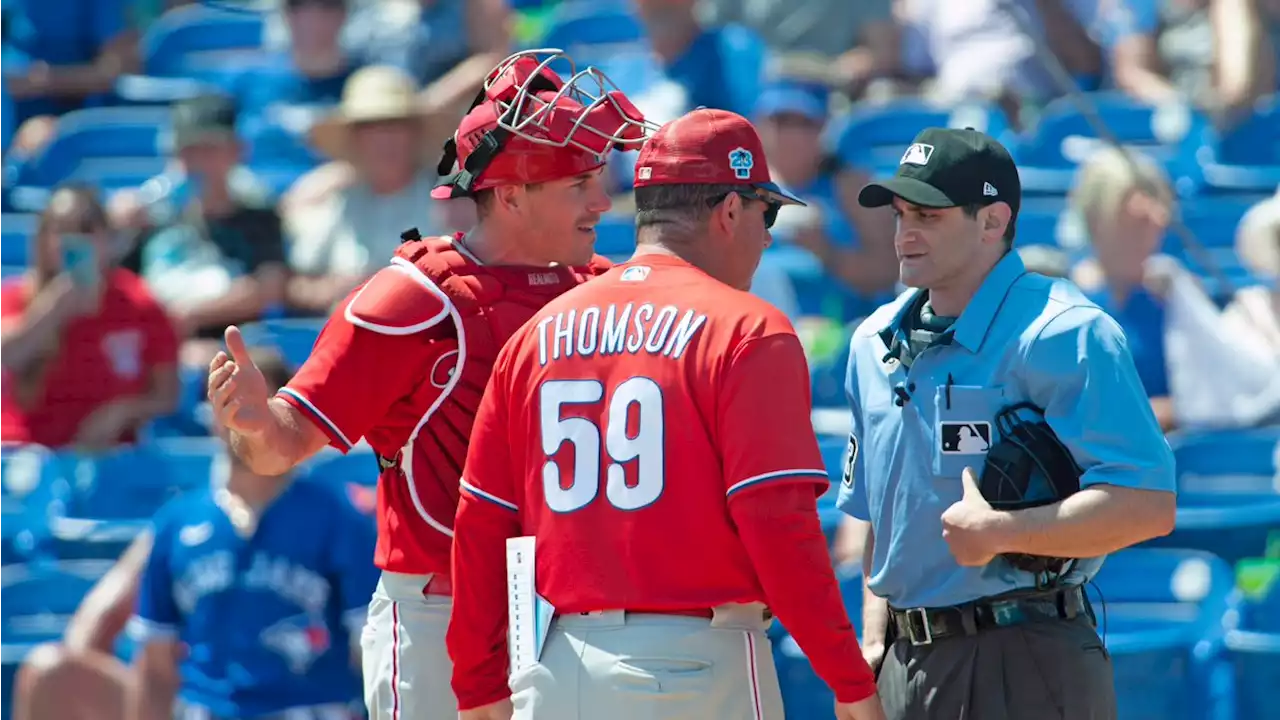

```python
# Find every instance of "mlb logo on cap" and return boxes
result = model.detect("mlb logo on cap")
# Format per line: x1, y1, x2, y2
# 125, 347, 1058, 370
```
632, 108, 806, 206
728, 147, 754, 179
901, 143, 934, 166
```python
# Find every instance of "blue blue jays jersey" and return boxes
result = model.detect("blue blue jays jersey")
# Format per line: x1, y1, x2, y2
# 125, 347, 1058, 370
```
127, 477, 378, 717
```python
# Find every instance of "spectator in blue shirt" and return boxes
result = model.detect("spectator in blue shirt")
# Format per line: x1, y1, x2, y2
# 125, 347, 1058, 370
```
2, 0, 138, 157
12, 348, 375, 720
226, 0, 362, 169
1099, 0, 1277, 125
1068, 147, 1178, 431
752, 79, 898, 318
267, 0, 512, 143
622, 0, 767, 120
127, 347, 377, 720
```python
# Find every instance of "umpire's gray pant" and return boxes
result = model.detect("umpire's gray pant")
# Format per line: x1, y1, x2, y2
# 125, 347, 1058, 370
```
877, 613, 1117, 719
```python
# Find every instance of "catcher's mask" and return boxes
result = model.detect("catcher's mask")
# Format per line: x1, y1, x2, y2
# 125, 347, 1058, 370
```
431, 48, 658, 200
979, 402, 1083, 587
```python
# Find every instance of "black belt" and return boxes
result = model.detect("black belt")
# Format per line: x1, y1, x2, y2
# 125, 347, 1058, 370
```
890, 585, 1088, 646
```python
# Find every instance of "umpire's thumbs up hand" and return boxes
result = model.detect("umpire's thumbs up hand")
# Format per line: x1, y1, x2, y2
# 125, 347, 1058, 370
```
208, 326, 272, 437
941, 467, 1002, 567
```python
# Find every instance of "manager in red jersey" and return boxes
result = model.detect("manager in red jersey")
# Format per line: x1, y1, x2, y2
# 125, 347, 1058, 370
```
205, 49, 653, 720
448, 108, 886, 720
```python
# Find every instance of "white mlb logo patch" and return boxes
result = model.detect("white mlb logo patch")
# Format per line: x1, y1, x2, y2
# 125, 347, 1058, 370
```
901, 143, 934, 166
620, 266, 651, 282
637, 167, 653, 181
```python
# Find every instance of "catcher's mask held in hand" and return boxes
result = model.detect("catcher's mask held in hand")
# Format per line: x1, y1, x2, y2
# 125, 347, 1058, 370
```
979, 402, 1083, 587
432, 48, 658, 199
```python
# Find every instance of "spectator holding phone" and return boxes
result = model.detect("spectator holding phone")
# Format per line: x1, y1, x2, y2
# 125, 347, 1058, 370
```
0, 184, 179, 450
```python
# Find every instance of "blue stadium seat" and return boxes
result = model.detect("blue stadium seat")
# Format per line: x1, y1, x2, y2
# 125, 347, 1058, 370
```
1146, 429, 1280, 562
1089, 548, 1239, 720
1012, 196, 1070, 248
1, 558, 114, 715
1013, 94, 1208, 194
142, 364, 219, 439
1193, 97, 1280, 193
1226, 583, 1280, 720
539, 1, 645, 51
1171, 196, 1262, 250
594, 215, 636, 258
12, 107, 172, 190
1, 444, 68, 566
829, 100, 1012, 179
141, 5, 266, 78
1170, 427, 1279, 492
0, 214, 36, 266
809, 334, 850, 411
114, 74, 218, 106
237, 317, 325, 370
0, 265, 24, 281
1226, 619, 1280, 720
47, 439, 220, 560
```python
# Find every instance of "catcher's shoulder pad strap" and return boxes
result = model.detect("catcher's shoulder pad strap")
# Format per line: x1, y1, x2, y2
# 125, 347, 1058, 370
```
344, 258, 452, 336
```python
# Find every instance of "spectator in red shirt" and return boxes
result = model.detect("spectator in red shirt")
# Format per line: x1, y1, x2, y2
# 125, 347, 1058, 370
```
0, 184, 180, 449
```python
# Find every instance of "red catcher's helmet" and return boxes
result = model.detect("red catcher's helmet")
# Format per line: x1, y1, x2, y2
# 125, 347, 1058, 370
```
431, 49, 657, 200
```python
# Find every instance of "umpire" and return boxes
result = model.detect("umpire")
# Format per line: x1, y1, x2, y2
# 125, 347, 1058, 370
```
836, 127, 1177, 720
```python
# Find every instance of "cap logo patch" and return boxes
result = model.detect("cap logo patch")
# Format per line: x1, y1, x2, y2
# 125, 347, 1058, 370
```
901, 143, 934, 166
637, 167, 652, 181
983, 182, 998, 197
728, 147, 754, 179
620, 266, 650, 282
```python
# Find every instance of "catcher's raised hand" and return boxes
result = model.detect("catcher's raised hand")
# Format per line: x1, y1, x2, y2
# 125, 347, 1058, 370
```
208, 325, 272, 437
940, 467, 1002, 567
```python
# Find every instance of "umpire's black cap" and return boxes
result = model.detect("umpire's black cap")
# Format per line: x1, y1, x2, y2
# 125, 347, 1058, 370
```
858, 127, 1021, 219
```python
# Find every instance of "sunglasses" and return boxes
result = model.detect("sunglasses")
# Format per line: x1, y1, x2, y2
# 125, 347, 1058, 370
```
707, 189, 782, 229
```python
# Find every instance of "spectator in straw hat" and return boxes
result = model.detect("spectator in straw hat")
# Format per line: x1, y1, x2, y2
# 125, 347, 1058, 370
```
284, 65, 457, 316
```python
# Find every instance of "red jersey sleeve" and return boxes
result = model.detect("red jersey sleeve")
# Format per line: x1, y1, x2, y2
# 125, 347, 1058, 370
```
718, 333, 829, 499
719, 331, 876, 703
449, 360, 520, 710
278, 273, 451, 451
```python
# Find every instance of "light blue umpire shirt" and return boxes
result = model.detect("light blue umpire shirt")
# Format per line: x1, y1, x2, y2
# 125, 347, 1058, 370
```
835, 251, 1177, 610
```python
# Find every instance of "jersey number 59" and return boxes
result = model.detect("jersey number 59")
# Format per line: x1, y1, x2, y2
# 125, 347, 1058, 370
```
539, 378, 664, 513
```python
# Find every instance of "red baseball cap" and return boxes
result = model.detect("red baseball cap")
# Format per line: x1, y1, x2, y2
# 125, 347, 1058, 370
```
633, 108, 805, 206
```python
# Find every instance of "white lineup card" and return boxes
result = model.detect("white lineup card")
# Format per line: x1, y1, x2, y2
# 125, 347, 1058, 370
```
506, 536, 555, 674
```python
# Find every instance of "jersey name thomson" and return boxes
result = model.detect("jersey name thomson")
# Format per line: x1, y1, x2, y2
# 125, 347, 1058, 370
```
534, 302, 708, 366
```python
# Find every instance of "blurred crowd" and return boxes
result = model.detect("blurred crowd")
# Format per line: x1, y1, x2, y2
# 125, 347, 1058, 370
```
1, 0, 1278, 453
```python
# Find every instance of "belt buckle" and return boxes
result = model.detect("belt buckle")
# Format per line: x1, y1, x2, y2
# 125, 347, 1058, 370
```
905, 607, 933, 646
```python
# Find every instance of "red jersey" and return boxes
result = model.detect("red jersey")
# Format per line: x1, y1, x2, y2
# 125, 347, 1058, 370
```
0, 270, 178, 447
457, 253, 828, 608
279, 235, 608, 575
449, 254, 877, 710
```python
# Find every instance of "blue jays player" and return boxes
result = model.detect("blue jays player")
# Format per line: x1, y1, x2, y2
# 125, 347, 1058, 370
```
127, 350, 378, 720
836, 128, 1177, 719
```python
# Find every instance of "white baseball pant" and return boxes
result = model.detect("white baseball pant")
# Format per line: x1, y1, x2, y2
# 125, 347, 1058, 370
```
361, 571, 457, 719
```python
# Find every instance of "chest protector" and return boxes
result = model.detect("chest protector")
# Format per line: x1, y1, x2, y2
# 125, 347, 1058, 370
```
385, 236, 609, 544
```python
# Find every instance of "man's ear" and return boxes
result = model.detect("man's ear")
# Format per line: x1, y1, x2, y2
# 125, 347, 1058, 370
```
492, 184, 523, 214
714, 192, 744, 235
983, 202, 1012, 242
